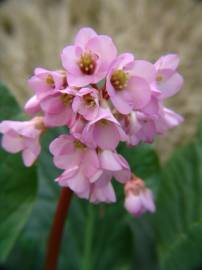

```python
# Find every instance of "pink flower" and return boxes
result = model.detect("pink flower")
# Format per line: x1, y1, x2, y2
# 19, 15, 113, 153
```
40, 88, 77, 127
89, 148, 131, 203
28, 68, 67, 99
61, 27, 117, 87
49, 134, 103, 200
0, 117, 45, 166
120, 111, 142, 146
72, 87, 99, 120
106, 53, 152, 114
126, 108, 183, 145
124, 176, 155, 217
69, 115, 87, 139
49, 134, 131, 203
97, 149, 131, 184
24, 95, 41, 115
154, 54, 184, 99
82, 107, 127, 150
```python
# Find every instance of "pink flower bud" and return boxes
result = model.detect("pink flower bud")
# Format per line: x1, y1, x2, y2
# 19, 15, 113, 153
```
124, 176, 155, 217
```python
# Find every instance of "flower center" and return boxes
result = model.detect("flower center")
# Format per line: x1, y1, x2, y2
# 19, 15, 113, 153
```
156, 74, 163, 82
33, 116, 46, 132
46, 74, 55, 86
74, 139, 86, 149
60, 93, 74, 106
79, 52, 96, 75
100, 119, 108, 126
58, 70, 68, 88
110, 69, 128, 90
84, 94, 96, 108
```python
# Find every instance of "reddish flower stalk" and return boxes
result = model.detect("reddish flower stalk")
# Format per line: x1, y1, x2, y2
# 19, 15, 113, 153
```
44, 187, 73, 270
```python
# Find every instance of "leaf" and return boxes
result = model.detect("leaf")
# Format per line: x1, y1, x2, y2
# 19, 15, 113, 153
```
118, 143, 160, 180
0, 82, 20, 120
155, 124, 202, 270
0, 82, 37, 262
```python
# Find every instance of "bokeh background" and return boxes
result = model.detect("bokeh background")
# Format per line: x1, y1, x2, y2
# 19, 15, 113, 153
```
0, 0, 202, 159
1, 1, 202, 270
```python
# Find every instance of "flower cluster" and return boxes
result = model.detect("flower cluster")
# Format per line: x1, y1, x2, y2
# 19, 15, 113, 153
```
0, 28, 183, 215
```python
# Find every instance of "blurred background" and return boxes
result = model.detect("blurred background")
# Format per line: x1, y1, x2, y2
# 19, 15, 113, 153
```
0, 0, 202, 159
1, 1, 202, 270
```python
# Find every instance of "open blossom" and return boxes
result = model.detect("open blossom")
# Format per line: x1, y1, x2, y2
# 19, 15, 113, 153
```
0, 117, 45, 166
61, 27, 117, 87
154, 54, 184, 99
124, 176, 155, 217
28, 68, 67, 99
1, 27, 184, 207
49, 134, 131, 203
72, 87, 99, 120
106, 53, 152, 114
82, 107, 127, 150
40, 88, 77, 127
132, 108, 183, 145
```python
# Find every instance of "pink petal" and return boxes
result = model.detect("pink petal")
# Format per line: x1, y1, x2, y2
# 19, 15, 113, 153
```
49, 135, 75, 156
82, 149, 100, 178
74, 27, 97, 47
24, 95, 41, 115
22, 144, 40, 167
111, 93, 133, 114
94, 122, 120, 150
141, 190, 156, 213
155, 54, 180, 70
132, 60, 156, 82
40, 93, 63, 114
61, 45, 82, 74
44, 107, 72, 127
67, 73, 95, 87
124, 194, 144, 217
99, 150, 122, 171
158, 73, 184, 99
126, 76, 151, 109
113, 169, 131, 183
2, 134, 24, 153
28, 76, 50, 94
66, 169, 90, 196
87, 35, 117, 71
90, 181, 116, 204
53, 152, 81, 170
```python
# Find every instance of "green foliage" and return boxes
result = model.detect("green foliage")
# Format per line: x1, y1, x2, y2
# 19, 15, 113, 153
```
0, 82, 20, 120
0, 82, 37, 262
155, 123, 202, 270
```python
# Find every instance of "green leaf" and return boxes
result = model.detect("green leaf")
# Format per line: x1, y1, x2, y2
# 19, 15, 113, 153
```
0, 82, 20, 120
155, 125, 202, 270
0, 154, 37, 262
118, 143, 160, 180
0, 82, 37, 262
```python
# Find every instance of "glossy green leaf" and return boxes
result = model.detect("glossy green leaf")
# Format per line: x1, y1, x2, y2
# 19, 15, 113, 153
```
155, 125, 202, 270
0, 82, 37, 262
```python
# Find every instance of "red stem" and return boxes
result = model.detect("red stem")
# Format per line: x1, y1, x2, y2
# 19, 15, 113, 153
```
44, 187, 73, 270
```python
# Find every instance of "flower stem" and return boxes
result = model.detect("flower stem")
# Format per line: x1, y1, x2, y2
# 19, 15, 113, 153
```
81, 204, 95, 270
44, 187, 73, 270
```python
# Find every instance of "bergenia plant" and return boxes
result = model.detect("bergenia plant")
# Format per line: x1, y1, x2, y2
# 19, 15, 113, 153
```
0, 27, 183, 270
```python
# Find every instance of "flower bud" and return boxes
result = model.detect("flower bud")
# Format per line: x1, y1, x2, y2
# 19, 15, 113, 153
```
124, 176, 155, 217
